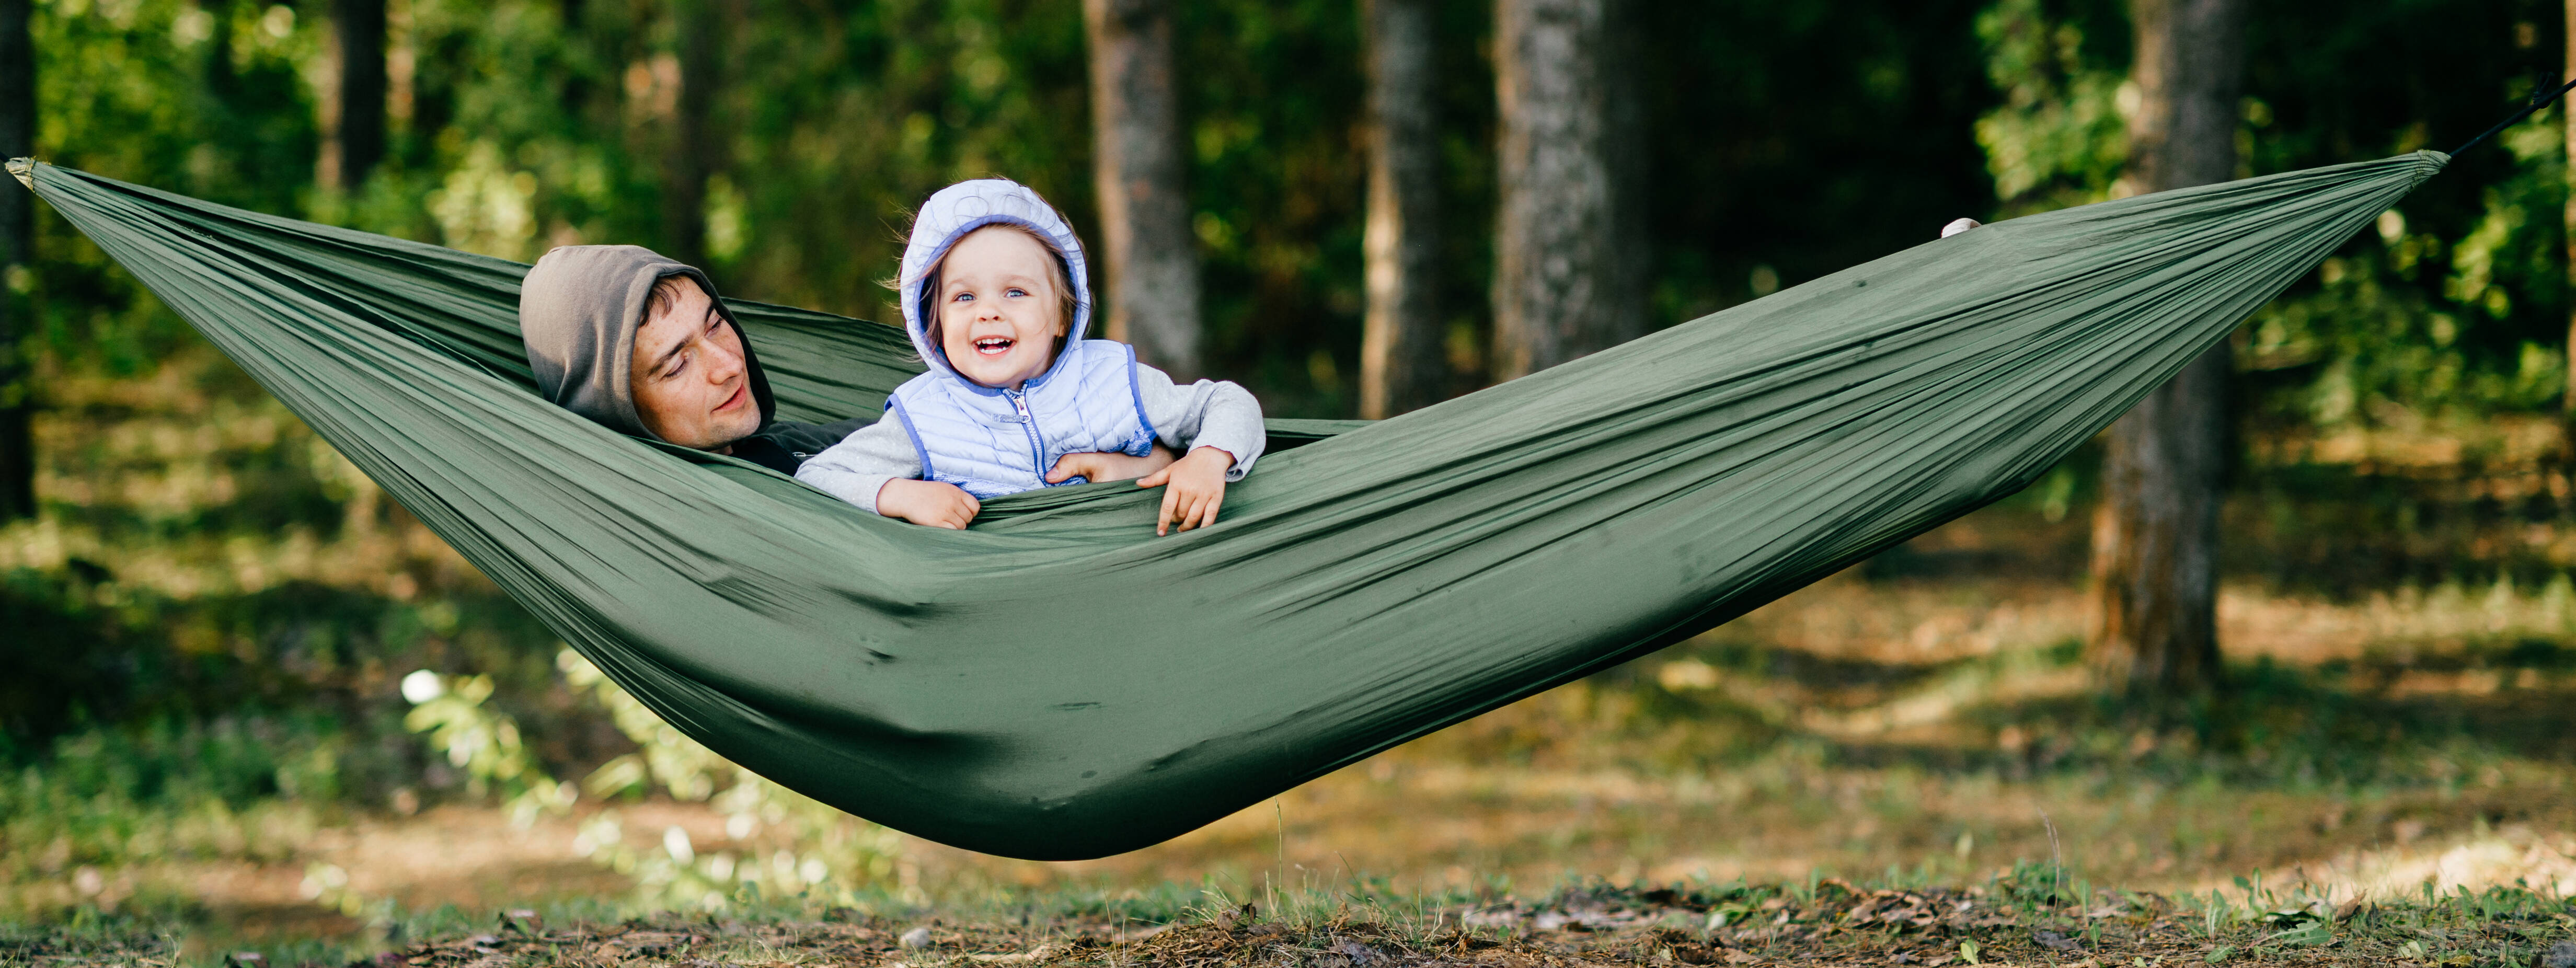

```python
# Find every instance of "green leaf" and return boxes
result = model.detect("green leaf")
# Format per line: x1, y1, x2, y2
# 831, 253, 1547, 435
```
2269, 920, 2333, 947
2205, 944, 2236, 963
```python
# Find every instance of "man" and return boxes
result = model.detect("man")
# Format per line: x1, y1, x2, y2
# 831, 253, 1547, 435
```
519, 245, 865, 473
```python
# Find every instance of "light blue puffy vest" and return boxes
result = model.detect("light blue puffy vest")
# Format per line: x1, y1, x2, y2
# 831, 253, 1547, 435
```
885, 339, 1158, 500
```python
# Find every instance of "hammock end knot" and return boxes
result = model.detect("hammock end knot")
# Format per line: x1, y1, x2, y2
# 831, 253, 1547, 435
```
5, 158, 30, 190
2409, 149, 2450, 187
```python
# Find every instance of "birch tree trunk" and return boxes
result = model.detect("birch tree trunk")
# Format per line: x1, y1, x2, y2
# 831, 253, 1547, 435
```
1491, 0, 1644, 381
0, 0, 34, 521
1359, 0, 1445, 419
664, 0, 721, 271
2087, 0, 2246, 696
1085, 0, 1202, 377
328, 0, 386, 191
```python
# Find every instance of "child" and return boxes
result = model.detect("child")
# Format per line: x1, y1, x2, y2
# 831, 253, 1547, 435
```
797, 179, 1265, 534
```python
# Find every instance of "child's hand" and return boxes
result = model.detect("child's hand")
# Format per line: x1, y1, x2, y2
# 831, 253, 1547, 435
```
1135, 446, 1233, 535
1044, 444, 1179, 485
876, 478, 980, 529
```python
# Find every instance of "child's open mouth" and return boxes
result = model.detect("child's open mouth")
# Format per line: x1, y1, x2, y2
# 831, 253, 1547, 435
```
973, 337, 1016, 356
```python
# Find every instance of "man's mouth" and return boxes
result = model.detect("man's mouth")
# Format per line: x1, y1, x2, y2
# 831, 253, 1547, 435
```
715, 384, 747, 412
972, 337, 1017, 357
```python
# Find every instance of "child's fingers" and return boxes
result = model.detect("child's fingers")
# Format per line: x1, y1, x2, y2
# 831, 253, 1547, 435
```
1045, 454, 1092, 483
1198, 490, 1223, 531
1137, 466, 1171, 489
1157, 483, 1181, 536
934, 490, 978, 529
1178, 487, 1217, 532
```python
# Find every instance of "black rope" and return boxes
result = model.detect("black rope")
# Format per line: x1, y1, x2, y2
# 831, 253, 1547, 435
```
2451, 74, 2576, 157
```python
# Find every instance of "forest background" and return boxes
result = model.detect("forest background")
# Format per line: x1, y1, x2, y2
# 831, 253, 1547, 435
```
7, 0, 2576, 947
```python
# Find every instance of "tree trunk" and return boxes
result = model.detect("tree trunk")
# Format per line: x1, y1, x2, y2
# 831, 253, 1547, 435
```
329, 0, 386, 191
2087, 0, 2245, 696
663, 0, 721, 271
1491, 0, 1644, 381
1358, 0, 1444, 419
560, 0, 590, 115
203, 0, 237, 100
0, 0, 34, 521
1084, 0, 1202, 377
2563, 0, 2576, 420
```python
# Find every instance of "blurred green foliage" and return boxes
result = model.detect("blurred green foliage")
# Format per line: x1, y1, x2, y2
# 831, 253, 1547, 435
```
15, 0, 2010, 417
1975, 0, 2574, 430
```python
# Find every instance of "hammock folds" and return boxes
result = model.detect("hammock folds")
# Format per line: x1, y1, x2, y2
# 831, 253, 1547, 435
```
9, 152, 2444, 859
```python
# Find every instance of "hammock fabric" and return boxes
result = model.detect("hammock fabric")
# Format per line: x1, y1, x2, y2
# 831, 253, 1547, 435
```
9, 152, 2443, 860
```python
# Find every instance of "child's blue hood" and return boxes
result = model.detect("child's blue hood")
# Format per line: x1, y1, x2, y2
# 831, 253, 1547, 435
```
898, 179, 1094, 386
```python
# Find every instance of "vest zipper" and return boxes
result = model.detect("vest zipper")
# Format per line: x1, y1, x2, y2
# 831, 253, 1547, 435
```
1006, 388, 1046, 481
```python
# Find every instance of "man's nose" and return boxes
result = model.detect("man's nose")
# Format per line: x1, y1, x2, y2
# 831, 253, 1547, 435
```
704, 335, 744, 384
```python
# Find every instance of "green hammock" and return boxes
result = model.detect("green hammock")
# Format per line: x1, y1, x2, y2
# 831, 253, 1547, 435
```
8, 151, 2443, 860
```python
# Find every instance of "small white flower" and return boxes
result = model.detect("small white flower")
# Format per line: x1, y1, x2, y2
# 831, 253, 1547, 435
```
400, 669, 444, 704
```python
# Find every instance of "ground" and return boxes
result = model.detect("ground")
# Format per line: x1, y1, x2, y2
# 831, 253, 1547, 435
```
11, 879, 2576, 967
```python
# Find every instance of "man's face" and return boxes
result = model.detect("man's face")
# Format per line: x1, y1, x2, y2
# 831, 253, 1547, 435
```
629, 276, 762, 448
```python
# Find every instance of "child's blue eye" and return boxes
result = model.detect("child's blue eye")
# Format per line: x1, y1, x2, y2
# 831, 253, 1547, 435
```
1006, 287, 1028, 298
952, 292, 973, 302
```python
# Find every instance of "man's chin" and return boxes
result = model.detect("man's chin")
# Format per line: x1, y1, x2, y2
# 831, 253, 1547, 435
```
676, 417, 763, 452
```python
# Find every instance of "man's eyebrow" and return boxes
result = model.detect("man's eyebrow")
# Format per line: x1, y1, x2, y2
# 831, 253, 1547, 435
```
642, 307, 715, 375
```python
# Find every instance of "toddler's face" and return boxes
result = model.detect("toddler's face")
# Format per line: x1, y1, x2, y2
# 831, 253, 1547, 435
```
934, 227, 1067, 389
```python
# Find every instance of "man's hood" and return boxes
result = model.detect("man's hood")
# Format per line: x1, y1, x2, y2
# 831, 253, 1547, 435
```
896, 179, 1094, 386
520, 244, 775, 440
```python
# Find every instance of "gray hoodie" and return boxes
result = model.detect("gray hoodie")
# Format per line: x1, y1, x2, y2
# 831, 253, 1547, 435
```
521, 245, 861, 474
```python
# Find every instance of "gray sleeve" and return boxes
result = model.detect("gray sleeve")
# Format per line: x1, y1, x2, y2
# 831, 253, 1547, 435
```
1133, 364, 1266, 481
792, 419, 922, 515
